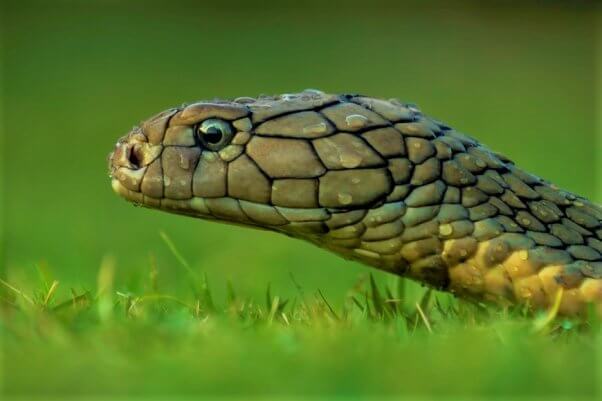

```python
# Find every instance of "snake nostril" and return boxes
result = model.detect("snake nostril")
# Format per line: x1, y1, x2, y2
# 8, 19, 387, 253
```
128, 145, 141, 168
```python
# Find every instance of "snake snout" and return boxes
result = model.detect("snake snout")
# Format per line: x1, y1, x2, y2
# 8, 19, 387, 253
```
110, 128, 162, 169
109, 127, 164, 202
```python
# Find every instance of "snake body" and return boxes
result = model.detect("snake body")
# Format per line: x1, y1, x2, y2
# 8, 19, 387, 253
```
109, 90, 602, 317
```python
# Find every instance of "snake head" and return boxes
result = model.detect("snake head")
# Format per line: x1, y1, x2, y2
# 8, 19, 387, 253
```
109, 91, 412, 272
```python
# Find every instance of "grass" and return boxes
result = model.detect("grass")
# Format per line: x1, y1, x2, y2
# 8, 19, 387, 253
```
1, 233, 600, 400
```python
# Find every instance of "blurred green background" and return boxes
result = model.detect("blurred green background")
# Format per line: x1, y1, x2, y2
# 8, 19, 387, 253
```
1, 0, 600, 398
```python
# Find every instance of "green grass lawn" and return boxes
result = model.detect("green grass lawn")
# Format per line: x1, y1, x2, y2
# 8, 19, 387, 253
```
2, 1, 601, 399
1, 233, 600, 399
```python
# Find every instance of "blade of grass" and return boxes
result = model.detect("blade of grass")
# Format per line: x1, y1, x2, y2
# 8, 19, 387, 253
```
149, 253, 159, 293
350, 295, 364, 312
265, 282, 273, 311
0, 278, 34, 306
52, 290, 90, 312
226, 280, 236, 305
369, 273, 384, 317
419, 288, 433, 313
42, 280, 59, 308
159, 231, 195, 277
533, 287, 563, 333
317, 289, 340, 321
160, 231, 203, 300
267, 296, 280, 325
97, 255, 115, 322
415, 301, 433, 333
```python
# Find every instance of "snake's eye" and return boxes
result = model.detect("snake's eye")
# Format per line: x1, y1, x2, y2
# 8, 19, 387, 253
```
196, 119, 234, 151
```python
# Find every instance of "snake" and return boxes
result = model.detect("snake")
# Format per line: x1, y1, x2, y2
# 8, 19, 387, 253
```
108, 90, 602, 317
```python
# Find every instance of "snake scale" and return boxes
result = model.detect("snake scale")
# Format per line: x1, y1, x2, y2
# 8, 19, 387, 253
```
109, 90, 602, 317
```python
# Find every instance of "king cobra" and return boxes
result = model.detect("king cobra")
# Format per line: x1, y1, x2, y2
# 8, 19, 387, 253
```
108, 90, 602, 317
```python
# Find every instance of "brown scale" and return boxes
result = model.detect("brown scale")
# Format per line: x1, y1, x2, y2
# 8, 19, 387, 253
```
108, 90, 602, 317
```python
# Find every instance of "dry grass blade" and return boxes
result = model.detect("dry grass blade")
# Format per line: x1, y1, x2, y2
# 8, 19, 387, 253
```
418, 288, 433, 313
194, 299, 201, 318
42, 280, 59, 307
415, 301, 433, 333
267, 296, 280, 325
52, 290, 90, 312
0, 278, 34, 306
116, 291, 134, 316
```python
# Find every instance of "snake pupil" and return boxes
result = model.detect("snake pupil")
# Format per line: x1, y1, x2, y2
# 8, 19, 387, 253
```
197, 119, 234, 150
204, 127, 223, 144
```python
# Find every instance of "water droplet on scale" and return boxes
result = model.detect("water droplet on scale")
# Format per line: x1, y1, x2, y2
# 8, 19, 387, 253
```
340, 153, 362, 169
179, 154, 190, 170
345, 114, 368, 129
234, 96, 256, 104
281, 93, 297, 101
303, 88, 324, 95
303, 122, 327, 135
338, 193, 353, 205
